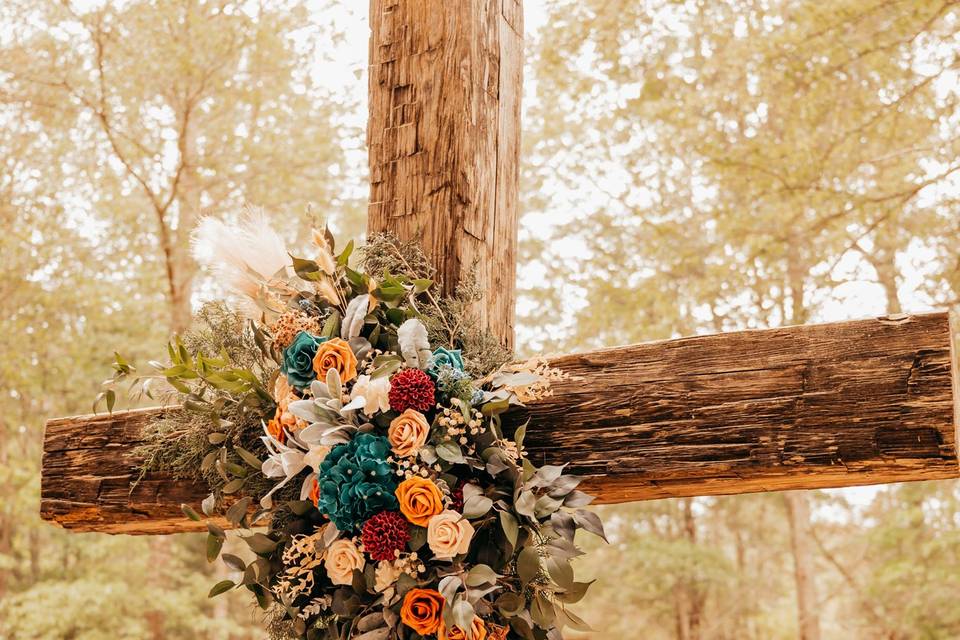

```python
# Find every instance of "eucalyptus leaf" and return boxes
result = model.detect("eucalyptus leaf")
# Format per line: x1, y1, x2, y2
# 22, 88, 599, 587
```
465, 564, 500, 587
546, 556, 574, 590
499, 511, 519, 546
563, 490, 595, 508
514, 491, 536, 518
517, 546, 541, 585
462, 495, 493, 519
206, 533, 224, 563
222, 478, 245, 494
244, 533, 279, 555
181, 503, 201, 521
208, 579, 235, 598
531, 593, 556, 628
408, 526, 427, 551
556, 606, 592, 632
235, 447, 263, 470
556, 580, 595, 605
221, 553, 246, 573
496, 592, 524, 617
226, 496, 252, 526
436, 441, 465, 464
574, 509, 608, 542
356, 612, 385, 633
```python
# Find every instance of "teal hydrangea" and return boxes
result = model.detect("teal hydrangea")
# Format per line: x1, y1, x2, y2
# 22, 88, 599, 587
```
427, 347, 464, 378
316, 433, 398, 532
281, 331, 327, 389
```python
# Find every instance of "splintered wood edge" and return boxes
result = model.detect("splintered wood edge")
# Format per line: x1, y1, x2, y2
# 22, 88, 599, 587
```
950, 309, 960, 465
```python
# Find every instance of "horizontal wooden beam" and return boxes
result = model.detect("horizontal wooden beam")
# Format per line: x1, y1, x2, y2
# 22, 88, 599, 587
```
514, 311, 960, 502
40, 407, 221, 534
41, 312, 960, 534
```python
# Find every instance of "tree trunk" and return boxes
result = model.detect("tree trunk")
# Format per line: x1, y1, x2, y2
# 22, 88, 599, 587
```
167, 102, 202, 335
867, 232, 903, 316
784, 492, 822, 640
367, 0, 523, 348
680, 498, 704, 639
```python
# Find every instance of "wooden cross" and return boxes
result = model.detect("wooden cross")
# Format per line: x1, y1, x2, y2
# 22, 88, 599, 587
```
40, 0, 960, 535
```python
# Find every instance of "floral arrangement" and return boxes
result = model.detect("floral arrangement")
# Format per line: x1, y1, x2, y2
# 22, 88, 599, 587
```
100, 213, 604, 640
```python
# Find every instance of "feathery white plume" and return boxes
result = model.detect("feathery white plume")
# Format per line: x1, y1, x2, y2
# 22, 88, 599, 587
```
397, 318, 431, 368
191, 208, 290, 316
311, 228, 337, 275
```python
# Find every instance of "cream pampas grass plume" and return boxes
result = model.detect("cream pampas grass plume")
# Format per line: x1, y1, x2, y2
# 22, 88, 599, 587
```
191, 209, 291, 316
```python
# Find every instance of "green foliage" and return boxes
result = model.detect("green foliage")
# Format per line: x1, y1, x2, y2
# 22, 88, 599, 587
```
360, 233, 513, 376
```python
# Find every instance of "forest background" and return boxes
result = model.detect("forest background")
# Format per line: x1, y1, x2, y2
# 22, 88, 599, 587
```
2, 1, 960, 638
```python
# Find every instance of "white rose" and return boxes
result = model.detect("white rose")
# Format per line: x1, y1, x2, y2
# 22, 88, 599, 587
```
426, 510, 475, 560
324, 538, 365, 585
302, 444, 331, 472
351, 374, 391, 416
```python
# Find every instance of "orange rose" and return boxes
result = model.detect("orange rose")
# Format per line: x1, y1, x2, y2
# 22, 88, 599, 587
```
439, 617, 487, 640
487, 623, 508, 640
388, 409, 430, 457
309, 477, 320, 507
396, 477, 444, 526
400, 588, 444, 635
312, 337, 358, 383
267, 417, 285, 444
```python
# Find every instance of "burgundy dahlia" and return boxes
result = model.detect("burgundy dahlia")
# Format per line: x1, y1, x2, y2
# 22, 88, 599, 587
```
388, 368, 436, 413
449, 483, 464, 512
361, 511, 411, 561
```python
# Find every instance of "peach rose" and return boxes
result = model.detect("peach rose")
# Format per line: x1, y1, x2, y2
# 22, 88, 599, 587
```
439, 617, 487, 640
400, 588, 445, 636
312, 337, 358, 383
396, 477, 444, 527
388, 409, 430, 457
427, 510, 475, 560
324, 538, 364, 586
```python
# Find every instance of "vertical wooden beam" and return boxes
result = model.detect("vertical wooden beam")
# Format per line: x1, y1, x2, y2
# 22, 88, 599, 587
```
367, 0, 523, 348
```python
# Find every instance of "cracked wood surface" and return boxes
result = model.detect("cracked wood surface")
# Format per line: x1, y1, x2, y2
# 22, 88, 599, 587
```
511, 311, 960, 502
367, 0, 522, 349
41, 312, 960, 533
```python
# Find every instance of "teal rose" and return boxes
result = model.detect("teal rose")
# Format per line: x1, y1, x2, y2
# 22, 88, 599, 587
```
427, 347, 464, 378
281, 331, 327, 389
317, 433, 398, 531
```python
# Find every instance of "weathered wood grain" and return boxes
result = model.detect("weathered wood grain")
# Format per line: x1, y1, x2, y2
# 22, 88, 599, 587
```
41, 312, 960, 533
513, 312, 960, 502
40, 407, 218, 534
367, 0, 522, 349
